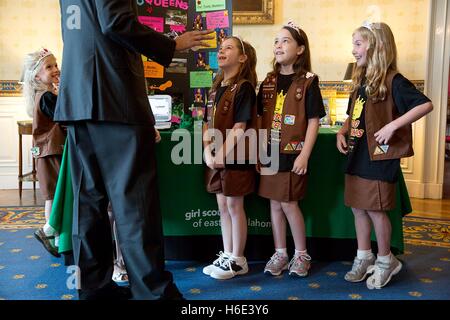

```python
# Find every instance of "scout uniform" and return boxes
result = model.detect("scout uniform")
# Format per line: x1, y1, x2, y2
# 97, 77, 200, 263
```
32, 91, 66, 200
258, 71, 325, 202
344, 70, 430, 211
204, 79, 258, 197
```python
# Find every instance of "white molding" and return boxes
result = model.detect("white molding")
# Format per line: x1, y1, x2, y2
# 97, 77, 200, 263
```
405, 180, 443, 199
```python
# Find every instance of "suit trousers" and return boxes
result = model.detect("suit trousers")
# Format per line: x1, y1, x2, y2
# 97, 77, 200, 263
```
67, 121, 180, 299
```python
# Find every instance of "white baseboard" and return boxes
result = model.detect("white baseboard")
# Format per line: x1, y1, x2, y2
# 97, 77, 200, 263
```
405, 180, 443, 199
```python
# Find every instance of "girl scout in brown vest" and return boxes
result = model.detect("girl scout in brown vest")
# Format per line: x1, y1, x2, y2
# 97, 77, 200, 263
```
22, 49, 66, 257
336, 22, 433, 289
258, 22, 325, 278
202, 36, 258, 280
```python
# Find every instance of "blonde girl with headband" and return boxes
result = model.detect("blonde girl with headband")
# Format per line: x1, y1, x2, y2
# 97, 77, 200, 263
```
336, 22, 433, 289
258, 22, 325, 278
22, 48, 66, 257
202, 36, 258, 280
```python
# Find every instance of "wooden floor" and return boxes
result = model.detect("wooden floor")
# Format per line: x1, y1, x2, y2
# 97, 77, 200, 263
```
1, 189, 449, 220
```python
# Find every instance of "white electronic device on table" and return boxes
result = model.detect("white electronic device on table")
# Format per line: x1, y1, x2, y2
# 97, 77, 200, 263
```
148, 95, 172, 130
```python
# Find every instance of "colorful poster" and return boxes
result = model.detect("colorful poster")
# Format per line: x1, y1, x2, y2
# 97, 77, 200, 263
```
196, 0, 226, 12
138, 16, 164, 32
206, 10, 229, 29
190, 71, 213, 88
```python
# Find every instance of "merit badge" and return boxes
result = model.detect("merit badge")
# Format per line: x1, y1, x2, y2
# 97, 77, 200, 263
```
296, 141, 304, 151
373, 146, 386, 156
284, 144, 294, 151
272, 121, 281, 130
273, 113, 282, 122
284, 115, 296, 125
30, 146, 40, 158
380, 145, 390, 153
295, 88, 303, 100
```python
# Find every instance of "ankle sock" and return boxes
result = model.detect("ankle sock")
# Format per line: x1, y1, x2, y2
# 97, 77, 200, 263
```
357, 249, 374, 260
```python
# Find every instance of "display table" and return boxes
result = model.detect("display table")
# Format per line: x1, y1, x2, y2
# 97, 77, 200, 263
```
50, 127, 411, 261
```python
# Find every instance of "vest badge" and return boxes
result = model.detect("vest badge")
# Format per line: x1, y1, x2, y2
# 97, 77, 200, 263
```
284, 115, 296, 125
296, 141, 304, 151
295, 88, 303, 100
374, 145, 388, 156
31, 146, 40, 158
284, 143, 294, 151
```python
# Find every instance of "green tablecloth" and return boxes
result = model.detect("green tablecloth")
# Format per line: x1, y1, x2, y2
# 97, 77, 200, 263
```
50, 127, 411, 254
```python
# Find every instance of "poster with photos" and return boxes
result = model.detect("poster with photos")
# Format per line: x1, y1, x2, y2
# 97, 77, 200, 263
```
136, 0, 232, 117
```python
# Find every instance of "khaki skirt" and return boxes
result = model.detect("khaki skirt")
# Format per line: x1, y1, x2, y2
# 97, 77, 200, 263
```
258, 171, 308, 203
344, 174, 396, 211
205, 167, 255, 197
36, 155, 62, 200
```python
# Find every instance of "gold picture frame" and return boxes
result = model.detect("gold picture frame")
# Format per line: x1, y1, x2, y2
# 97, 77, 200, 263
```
232, 0, 275, 25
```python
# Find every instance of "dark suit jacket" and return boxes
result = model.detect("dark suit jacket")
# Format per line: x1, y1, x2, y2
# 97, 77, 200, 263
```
55, 0, 176, 124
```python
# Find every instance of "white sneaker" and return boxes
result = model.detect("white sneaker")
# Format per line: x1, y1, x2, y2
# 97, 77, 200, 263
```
344, 255, 376, 282
366, 255, 402, 289
112, 262, 128, 284
202, 251, 229, 275
210, 257, 248, 280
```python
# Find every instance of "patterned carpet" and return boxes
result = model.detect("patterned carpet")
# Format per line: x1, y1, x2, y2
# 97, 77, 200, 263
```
0, 206, 449, 300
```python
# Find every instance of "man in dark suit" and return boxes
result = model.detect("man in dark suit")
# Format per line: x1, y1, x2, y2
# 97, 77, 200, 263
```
55, 0, 212, 300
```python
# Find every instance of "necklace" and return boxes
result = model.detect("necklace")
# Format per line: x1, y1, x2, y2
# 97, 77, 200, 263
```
221, 79, 232, 87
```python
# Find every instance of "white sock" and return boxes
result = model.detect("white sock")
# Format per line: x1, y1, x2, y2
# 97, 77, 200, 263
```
43, 223, 56, 236
377, 253, 392, 264
275, 248, 288, 257
294, 249, 308, 257
224, 251, 232, 258
231, 255, 246, 264
54, 234, 60, 247
44, 200, 53, 222
357, 249, 374, 260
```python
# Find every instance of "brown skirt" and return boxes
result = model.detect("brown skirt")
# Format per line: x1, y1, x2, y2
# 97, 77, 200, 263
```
344, 174, 396, 211
258, 171, 308, 202
205, 167, 255, 197
36, 155, 62, 200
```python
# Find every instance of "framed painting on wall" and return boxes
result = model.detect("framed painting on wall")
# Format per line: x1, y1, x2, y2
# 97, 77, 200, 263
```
232, 0, 275, 24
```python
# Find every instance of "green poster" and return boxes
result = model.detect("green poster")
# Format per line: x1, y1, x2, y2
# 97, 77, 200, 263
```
190, 71, 213, 88
196, 0, 226, 12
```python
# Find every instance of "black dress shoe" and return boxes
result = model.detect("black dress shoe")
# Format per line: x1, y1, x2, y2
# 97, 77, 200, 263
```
34, 228, 61, 258
159, 283, 185, 300
78, 282, 132, 300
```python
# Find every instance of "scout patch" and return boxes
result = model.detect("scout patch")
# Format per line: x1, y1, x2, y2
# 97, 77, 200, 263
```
380, 145, 389, 153
296, 141, 304, 151
373, 146, 386, 156
31, 146, 40, 158
284, 115, 295, 125
273, 113, 282, 122
295, 88, 303, 100
284, 144, 294, 151
272, 121, 281, 130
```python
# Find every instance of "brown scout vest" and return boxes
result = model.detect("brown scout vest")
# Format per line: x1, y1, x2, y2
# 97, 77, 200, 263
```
347, 71, 414, 161
206, 79, 258, 164
260, 72, 316, 154
32, 91, 66, 158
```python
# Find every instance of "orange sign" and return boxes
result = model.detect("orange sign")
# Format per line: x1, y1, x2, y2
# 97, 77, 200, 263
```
143, 61, 164, 78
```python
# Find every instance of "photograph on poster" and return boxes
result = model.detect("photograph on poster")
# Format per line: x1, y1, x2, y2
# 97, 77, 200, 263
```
194, 88, 205, 103
193, 14, 204, 30
217, 28, 228, 45
166, 9, 188, 26
195, 52, 208, 69
167, 58, 188, 74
